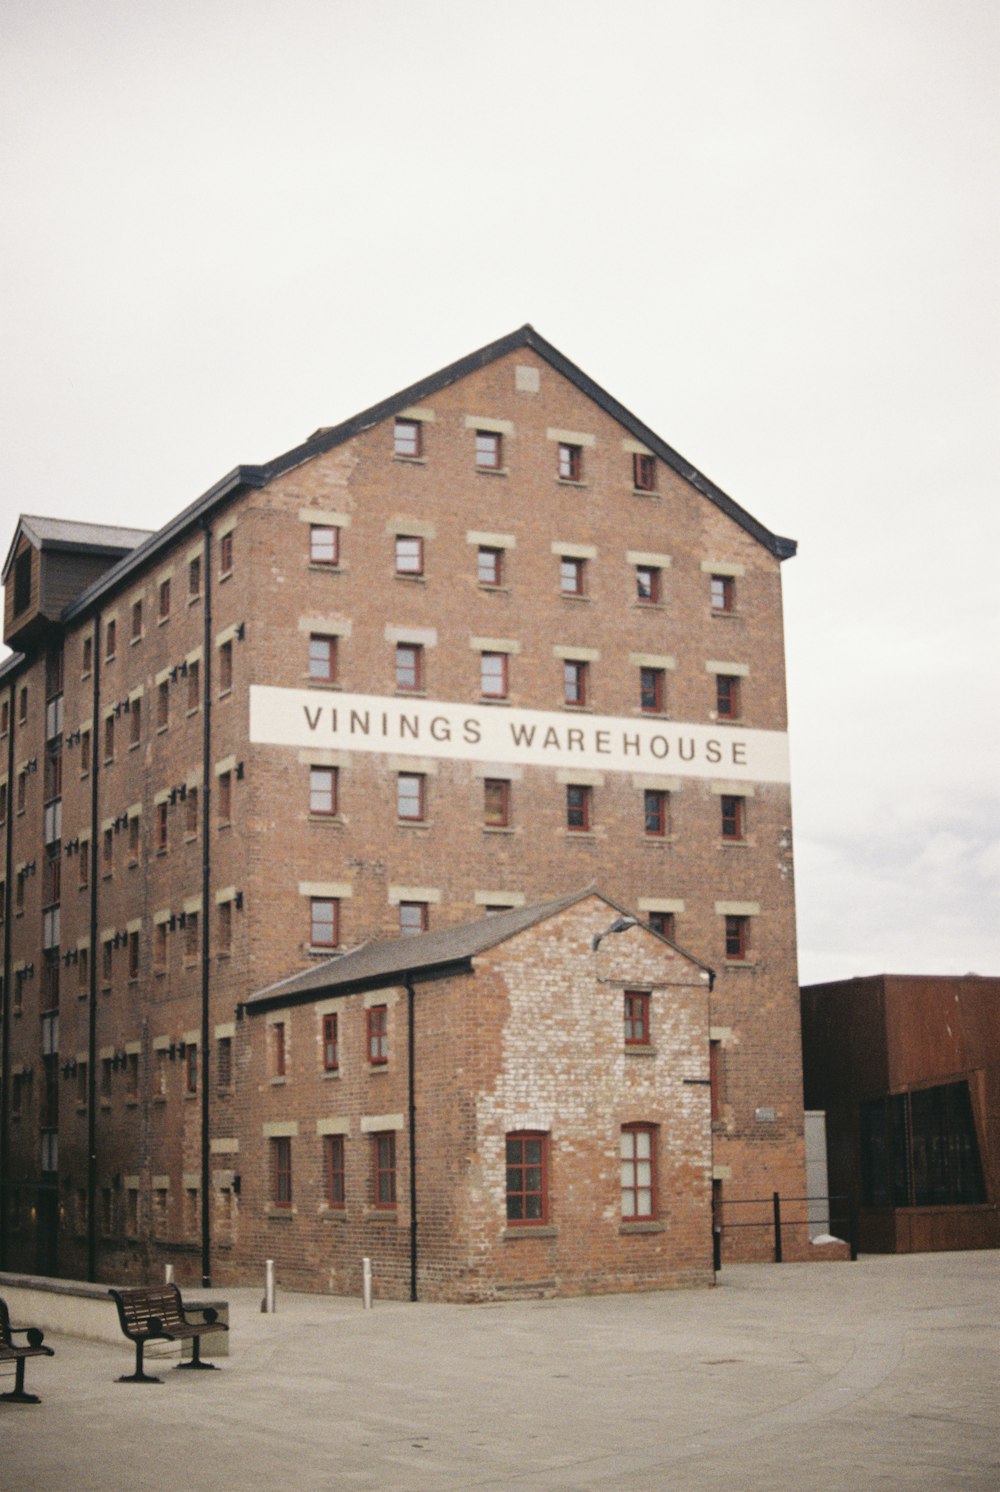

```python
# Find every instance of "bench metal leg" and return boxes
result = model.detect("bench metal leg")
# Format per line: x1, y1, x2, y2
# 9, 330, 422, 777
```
175, 1334, 217, 1370
0, 1358, 41, 1404
117, 1338, 162, 1385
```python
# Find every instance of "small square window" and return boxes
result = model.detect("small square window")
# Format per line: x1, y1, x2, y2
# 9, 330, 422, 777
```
478, 547, 503, 586
310, 525, 339, 565
309, 634, 337, 684
311, 897, 339, 948
559, 557, 586, 595
648, 910, 675, 941
373, 1132, 396, 1207
721, 795, 745, 840
396, 643, 423, 692
558, 443, 582, 481
716, 675, 741, 720
484, 778, 510, 828
644, 789, 668, 836
394, 419, 422, 458
367, 1005, 388, 1064
475, 430, 502, 469
219, 531, 234, 576
480, 651, 508, 699
636, 566, 660, 603
399, 901, 428, 936
310, 766, 338, 816
563, 660, 588, 707
397, 773, 425, 821
395, 535, 424, 576
624, 990, 650, 1045
325, 1134, 345, 1207
566, 783, 591, 831
633, 453, 656, 491
711, 575, 735, 612
640, 667, 665, 714
322, 1012, 338, 1072
725, 915, 748, 960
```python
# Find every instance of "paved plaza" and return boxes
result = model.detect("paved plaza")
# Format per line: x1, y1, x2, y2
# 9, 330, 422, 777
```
2, 1251, 997, 1490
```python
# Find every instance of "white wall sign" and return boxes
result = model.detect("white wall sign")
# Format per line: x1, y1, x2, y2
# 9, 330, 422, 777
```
249, 687, 790, 783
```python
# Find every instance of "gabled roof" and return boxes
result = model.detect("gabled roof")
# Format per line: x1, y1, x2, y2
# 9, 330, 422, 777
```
56, 324, 793, 625
2, 515, 153, 583
243, 887, 712, 1014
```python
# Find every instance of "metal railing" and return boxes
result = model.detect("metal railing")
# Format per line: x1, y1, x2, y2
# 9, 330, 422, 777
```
713, 1192, 857, 1268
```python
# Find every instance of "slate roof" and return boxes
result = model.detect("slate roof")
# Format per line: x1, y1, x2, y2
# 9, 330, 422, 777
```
2, 515, 153, 583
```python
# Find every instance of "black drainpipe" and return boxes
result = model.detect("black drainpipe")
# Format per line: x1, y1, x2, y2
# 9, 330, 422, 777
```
86, 615, 102, 1281
0, 677, 17, 1269
200, 521, 213, 1288
406, 972, 417, 1302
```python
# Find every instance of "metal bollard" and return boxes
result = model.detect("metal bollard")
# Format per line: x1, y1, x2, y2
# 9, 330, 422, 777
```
264, 1258, 276, 1313
362, 1256, 372, 1310
164, 1264, 174, 1284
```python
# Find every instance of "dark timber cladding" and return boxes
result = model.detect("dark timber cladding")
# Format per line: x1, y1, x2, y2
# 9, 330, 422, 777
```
0, 325, 806, 1297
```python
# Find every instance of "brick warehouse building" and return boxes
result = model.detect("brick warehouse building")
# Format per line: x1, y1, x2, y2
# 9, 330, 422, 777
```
0, 325, 805, 1297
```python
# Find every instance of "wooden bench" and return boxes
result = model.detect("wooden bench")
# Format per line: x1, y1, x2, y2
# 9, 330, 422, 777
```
108, 1284, 228, 1383
0, 1296, 55, 1404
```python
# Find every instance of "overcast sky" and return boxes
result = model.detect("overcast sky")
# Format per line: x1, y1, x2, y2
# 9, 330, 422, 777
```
1, 0, 996, 983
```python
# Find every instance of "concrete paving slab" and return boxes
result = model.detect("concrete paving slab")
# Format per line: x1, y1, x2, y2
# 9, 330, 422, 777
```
1, 1251, 997, 1490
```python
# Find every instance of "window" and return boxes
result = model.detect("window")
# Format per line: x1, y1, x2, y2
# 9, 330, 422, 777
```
480, 652, 507, 699
711, 575, 735, 612
310, 766, 338, 816
648, 910, 675, 941
101, 1054, 114, 1102
185, 787, 198, 838
188, 555, 201, 598
272, 1137, 292, 1207
557, 443, 582, 481
218, 899, 232, 954
721, 795, 745, 840
186, 660, 200, 712
156, 801, 168, 853
16, 770, 26, 813
13, 548, 32, 614
478, 546, 503, 586
218, 639, 233, 694
325, 1135, 345, 1207
710, 1040, 723, 1121
644, 789, 668, 837
0, 782, 5, 828
157, 679, 169, 731
79, 845, 90, 890
633, 453, 656, 492
77, 726, 93, 774
105, 619, 116, 660
310, 525, 339, 565
219, 530, 234, 575
128, 930, 140, 981
505, 1132, 548, 1225
399, 901, 427, 936
184, 911, 199, 962
563, 660, 588, 707
397, 773, 425, 821
394, 535, 423, 576
271, 1021, 287, 1078
716, 675, 741, 720
624, 991, 650, 1046
0, 698, 7, 734
82, 636, 93, 675
131, 599, 143, 642
621, 1125, 657, 1219
309, 634, 337, 684
725, 915, 748, 960
311, 897, 339, 948
636, 565, 660, 603
217, 770, 232, 823
103, 826, 114, 874
185, 1045, 198, 1094
475, 430, 502, 469
367, 1005, 388, 1064
559, 557, 585, 596
158, 579, 171, 620
154, 922, 168, 973
394, 418, 422, 458
640, 667, 665, 714
103, 714, 114, 763
566, 783, 591, 832
373, 1132, 396, 1208
125, 814, 138, 864
18, 685, 28, 724
129, 696, 141, 747
861, 1082, 986, 1208
395, 643, 423, 692
322, 1012, 338, 1072
484, 778, 510, 828
217, 1037, 232, 1092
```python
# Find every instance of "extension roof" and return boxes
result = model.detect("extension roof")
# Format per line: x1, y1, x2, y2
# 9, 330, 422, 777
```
244, 887, 711, 1014
1, 515, 154, 584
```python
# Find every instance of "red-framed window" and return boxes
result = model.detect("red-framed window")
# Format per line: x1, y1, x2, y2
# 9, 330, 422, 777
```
397, 773, 425, 821
309, 634, 337, 683
475, 430, 502, 469
311, 897, 339, 948
367, 1005, 388, 1064
624, 990, 650, 1045
218, 639, 233, 694
271, 1021, 286, 1078
186, 661, 200, 712
566, 783, 591, 832
711, 575, 735, 612
185, 1045, 198, 1094
635, 565, 660, 603
217, 770, 233, 823
310, 525, 339, 565
557, 443, 582, 481
105, 619, 117, 660
157, 679, 169, 730
129, 695, 142, 745
480, 651, 508, 698
322, 1013, 338, 1072
81, 637, 93, 676
644, 789, 668, 837
219, 531, 234, 575
131, 599, 143, 642
725, 915, 748, 960
478, 546, 503, 586
484, 778, 510, 828
563, 659, 588, 706
394, 419, 422, 458
395, 535, 424, 576
128, 930, 140, 981
710, 1039, 722, 1121
721, 795, 744, 840
559, 557, 585, 595
156, 801, 168, 853
325, 1134, 345, 1207
188, 555, 201, 598
272, 1136, 292, 1207
716, 675, 741, 720
399, 901, 428, 936
633, 453, 656, 491
621, 1124, 657, 1219
373, 1132, 397, 1208
640, 667, 664, 714
310, 766, 338, 816
505, 1131, 548, 1225
396, 643, 423, 692
158, 579, 171, 620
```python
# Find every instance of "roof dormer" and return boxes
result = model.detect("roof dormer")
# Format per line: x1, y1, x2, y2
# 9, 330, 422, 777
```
3, 515, 153, 650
